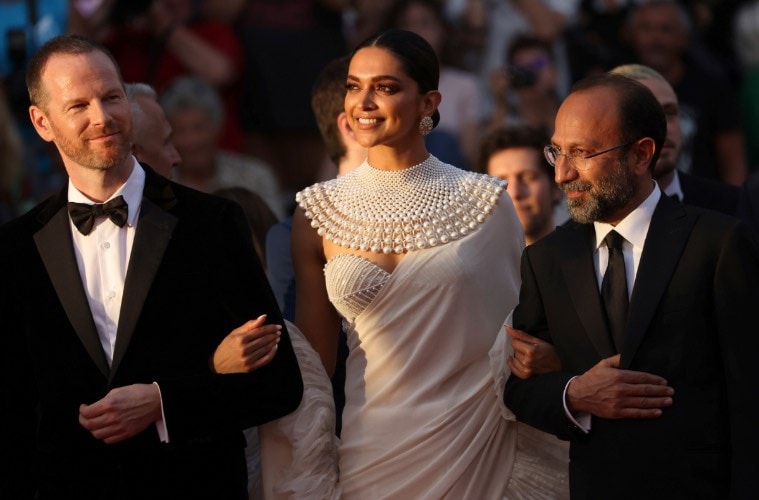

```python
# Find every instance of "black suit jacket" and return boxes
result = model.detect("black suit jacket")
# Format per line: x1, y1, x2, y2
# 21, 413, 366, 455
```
679, 170, 739, 215
0, 165, 303, 499
737, 171, 759, 235
504, 194, 759, 499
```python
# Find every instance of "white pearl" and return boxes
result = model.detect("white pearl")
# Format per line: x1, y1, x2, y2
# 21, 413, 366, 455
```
296, 156, 500, 256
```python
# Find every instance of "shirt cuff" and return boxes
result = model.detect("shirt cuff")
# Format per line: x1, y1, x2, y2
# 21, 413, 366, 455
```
563, 375, 591, 434
153, 381, 170, 443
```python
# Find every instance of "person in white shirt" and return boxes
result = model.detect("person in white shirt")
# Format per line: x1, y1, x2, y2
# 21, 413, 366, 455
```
503, 72, 759, 498
0, 34, 302, 499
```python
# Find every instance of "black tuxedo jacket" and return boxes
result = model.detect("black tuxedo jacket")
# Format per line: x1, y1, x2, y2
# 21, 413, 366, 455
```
679, 170, 739, 215
504, 195, 759, 499
0, 165, 303, 499
737, 171, 759, 235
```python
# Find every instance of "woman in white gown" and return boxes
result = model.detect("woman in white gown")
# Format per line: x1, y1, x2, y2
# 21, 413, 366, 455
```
263, 29, 568, 499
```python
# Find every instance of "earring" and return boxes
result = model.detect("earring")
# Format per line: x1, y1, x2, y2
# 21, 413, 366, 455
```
418, 116, 433, 136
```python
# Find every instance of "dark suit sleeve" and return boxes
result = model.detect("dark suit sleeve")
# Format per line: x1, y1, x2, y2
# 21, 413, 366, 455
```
0, 233, 36, 499
156, 201, 303, 444
737, 173, 759, 235
503, 246, 577, 440
713, 221, 759, 497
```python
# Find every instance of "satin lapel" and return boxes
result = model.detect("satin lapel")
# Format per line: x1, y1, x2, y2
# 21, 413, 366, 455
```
109, 188, 177, 382
33, 201, 110, 378
620, 196, 694, 368
560, 224, 616, 359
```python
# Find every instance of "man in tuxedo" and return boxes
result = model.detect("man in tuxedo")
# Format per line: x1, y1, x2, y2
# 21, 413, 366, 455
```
503, 73, 759, 498
0, 34, 303, 499
611, 64, 739, 215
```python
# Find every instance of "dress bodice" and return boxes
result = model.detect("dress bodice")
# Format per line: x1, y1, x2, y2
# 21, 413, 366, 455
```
324, 254, 390, 322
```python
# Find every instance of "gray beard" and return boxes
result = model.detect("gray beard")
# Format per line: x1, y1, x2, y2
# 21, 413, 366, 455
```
563, 160, 635, 224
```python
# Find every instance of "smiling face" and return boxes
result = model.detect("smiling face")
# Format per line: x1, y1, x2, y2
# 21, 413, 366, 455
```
552, 88, 638, 224
345, 46, 431, 152
29, 51, 132, 175
487, 147, 559, 243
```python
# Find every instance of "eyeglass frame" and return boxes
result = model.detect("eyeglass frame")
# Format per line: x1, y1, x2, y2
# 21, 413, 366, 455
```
543, 140, 638, 171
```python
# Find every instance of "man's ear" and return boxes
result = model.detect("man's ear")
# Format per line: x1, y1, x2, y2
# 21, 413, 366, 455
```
29, 106, 55, 143
632, 137, 656, 176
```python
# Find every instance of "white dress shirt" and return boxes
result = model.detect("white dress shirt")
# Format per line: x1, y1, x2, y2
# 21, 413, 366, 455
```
68, 159, 168, 442
661, 169, 684, 203
565, 183, 661, 432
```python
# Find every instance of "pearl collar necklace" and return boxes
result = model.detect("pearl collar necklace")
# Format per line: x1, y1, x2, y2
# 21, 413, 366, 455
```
296, 155, 506, 254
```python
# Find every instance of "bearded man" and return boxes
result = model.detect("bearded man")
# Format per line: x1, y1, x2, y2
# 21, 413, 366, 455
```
503, 73, 759, 499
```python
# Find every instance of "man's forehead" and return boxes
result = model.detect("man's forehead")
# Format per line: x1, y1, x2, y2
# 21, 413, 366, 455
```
554, 89, 619, 141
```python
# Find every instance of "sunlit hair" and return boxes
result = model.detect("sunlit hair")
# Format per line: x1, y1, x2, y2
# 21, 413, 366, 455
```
125, 82, 158, 102
160, 76, 224, 127
610, 64, 667, 84
352, 29, 441, 128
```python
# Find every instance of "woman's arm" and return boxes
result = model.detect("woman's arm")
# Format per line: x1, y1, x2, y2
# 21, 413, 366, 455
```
292, 208, 342, 377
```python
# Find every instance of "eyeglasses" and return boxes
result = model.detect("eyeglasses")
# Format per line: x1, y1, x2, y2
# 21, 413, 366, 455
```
543, 141, 637, 171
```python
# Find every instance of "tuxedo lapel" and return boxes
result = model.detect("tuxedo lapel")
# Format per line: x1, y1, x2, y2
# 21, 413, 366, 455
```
110, 172, 177, 381
620, 196, 694, 368
33, 192, 110, 378
560, 224, 616, 359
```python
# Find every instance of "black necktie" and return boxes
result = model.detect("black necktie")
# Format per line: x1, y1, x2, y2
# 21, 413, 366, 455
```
67, 195, 129, 235
602, 230, 629, 353
669, 194, 681, 203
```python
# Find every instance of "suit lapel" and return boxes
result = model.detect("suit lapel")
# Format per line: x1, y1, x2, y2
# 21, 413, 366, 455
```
560, 224, 616, 359
110, 170, 177, 381
620, 196, 694, 368
33, 191, 110, 378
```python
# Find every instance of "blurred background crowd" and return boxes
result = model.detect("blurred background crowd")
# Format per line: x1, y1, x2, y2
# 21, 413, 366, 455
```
1, 0, 757, 226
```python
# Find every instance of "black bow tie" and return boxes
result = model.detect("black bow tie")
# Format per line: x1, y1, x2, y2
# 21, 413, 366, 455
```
67, 195, 129, 235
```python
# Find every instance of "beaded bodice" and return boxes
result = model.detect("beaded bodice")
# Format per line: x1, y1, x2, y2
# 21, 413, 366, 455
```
324, 254, 390, 322
296, 155, 506, 255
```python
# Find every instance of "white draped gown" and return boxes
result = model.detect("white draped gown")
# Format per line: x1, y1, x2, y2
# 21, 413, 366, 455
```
260, 158, 569, 499
326, 186, 521, 498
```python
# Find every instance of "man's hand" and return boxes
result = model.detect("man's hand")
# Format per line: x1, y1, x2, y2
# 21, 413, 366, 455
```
567, 355, 674, 419
212, 315, 281, 374
506, 325, 562, 378
79, 384, 162, 444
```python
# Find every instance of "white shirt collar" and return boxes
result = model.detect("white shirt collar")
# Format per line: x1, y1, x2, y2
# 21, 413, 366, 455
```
67, 157, 145, 227
661, 169, 683, 203
594, 181, 661, 250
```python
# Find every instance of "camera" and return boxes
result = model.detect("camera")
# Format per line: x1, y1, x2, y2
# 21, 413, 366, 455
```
506, 65, 537, 89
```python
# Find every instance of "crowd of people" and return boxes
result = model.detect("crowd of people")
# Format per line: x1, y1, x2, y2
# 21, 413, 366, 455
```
2, 0, 759, 223
1, 0, 758, 499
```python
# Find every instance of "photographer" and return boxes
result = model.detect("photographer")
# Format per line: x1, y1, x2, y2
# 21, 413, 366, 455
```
486, 35, 560, 136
